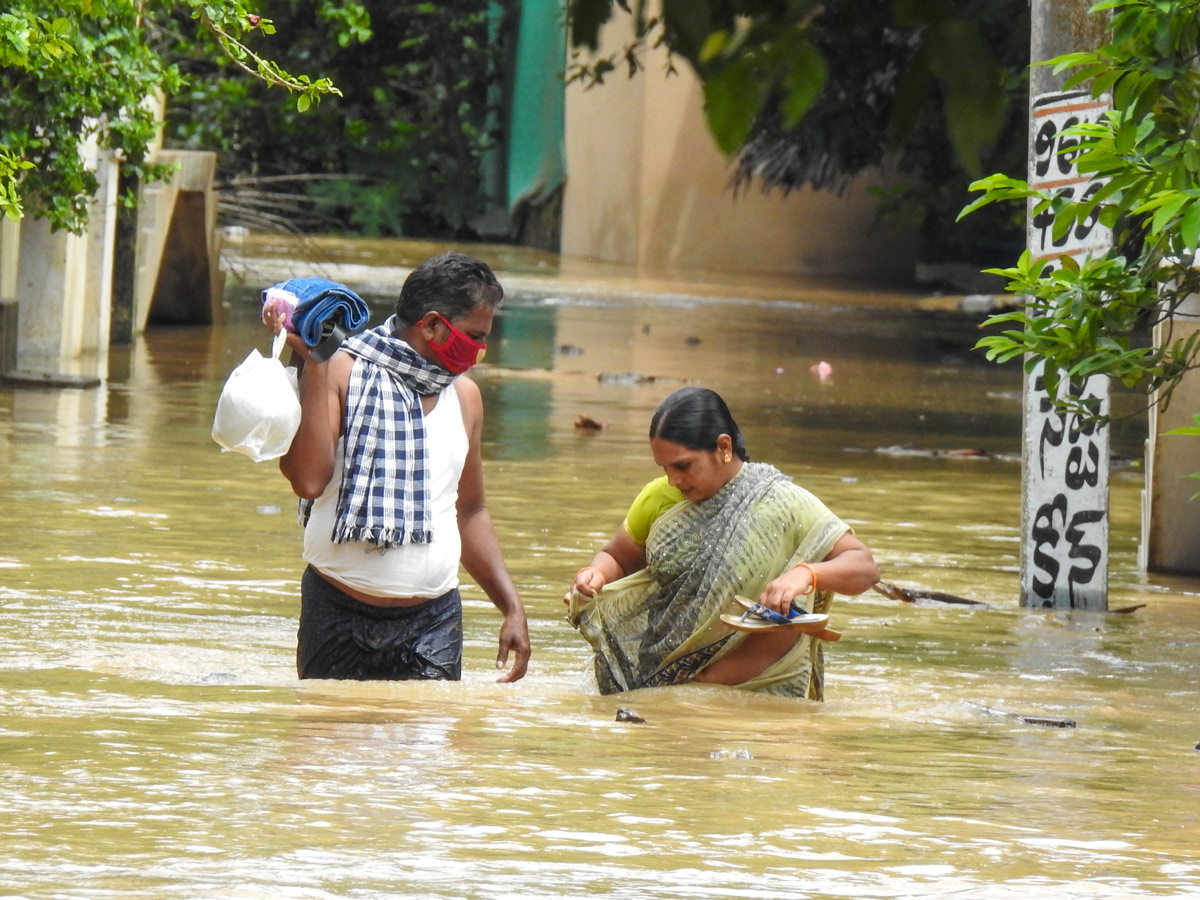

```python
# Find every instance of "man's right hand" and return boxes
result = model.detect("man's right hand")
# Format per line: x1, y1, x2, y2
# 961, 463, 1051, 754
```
263, 298, 319, 364
262, 298, 287, 334
495, 611, 530, 683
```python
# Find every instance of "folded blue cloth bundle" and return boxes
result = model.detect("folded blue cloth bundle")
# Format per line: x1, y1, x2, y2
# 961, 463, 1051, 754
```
261, 277, 371, 359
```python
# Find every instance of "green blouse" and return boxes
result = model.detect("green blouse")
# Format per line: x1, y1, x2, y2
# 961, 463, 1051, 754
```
622, 476, 685, 546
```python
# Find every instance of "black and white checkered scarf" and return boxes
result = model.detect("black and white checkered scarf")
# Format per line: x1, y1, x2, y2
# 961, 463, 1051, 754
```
299, 316, 457, 548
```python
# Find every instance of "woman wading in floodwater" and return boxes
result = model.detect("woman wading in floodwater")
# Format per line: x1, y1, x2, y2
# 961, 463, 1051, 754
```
565, 387, 879, 698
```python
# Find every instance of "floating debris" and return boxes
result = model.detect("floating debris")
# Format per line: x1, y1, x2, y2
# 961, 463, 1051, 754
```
810, 360, 833, 381
710, 748, 754, 760
875, 445, 991, 460
684, 336, 701, 345
598, 372, 657, 385
973, 702, 1076, 729
616, 707, 646, 724
574, 415, 605, 431
873, 581, 991, 608
557, 344, 584, 356
1020, 715, 1077, 728
1110, 603, 1148, 615
959, 294, 1012, 314
198, 672, 239, 685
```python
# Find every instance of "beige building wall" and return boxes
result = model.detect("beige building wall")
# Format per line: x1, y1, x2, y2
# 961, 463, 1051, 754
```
1141, 291, 1200, 574
561, 19, 918, 283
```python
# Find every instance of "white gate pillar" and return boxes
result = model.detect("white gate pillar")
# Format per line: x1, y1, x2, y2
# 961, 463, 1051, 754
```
14, 138, 119, 373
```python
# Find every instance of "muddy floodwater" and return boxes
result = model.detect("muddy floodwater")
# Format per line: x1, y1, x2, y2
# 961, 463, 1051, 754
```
2, 236, 1198, 899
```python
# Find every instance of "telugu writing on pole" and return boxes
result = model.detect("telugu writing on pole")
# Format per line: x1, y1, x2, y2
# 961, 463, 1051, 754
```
1021, 90, 1112, 609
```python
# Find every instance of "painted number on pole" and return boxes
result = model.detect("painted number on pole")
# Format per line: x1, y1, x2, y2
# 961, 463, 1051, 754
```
1021, 91, 1112, 608
1029, 91, 1112, 263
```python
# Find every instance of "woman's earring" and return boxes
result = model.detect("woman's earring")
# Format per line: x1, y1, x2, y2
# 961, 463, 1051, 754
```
724, 454, 732, 463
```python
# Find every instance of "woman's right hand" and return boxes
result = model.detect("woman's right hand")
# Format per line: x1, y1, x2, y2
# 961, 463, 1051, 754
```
564, 535, 646, 604
567, 566, 607, 602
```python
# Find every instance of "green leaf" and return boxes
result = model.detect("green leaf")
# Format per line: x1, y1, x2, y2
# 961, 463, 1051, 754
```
780, 41, 826, 129
698, 30, 728, 64
1149, 192, 1190, 234
925, 20, 1005, 176
887, 43, 930, 146
1180, 201, 1200, 250
702, 59, 761, 156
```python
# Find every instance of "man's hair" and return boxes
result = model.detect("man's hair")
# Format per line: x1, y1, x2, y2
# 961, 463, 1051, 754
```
394, 251, 504, 328
649, 386, 750, 462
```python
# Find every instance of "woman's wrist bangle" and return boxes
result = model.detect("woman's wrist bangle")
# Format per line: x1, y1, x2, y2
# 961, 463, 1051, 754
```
794, 562, 817, 595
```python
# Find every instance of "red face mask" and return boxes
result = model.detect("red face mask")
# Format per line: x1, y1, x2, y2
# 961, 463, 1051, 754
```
430, 313, 487, 374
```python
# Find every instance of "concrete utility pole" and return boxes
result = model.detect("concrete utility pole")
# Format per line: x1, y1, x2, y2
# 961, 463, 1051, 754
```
1029, 2, 1111, 100
1019, 0, 1113, 609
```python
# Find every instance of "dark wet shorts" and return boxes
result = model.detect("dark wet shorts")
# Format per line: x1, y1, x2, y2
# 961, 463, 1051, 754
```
296, 566, 463, 681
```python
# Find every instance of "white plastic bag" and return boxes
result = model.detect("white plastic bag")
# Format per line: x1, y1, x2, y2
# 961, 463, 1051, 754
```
212, 330, 301, 462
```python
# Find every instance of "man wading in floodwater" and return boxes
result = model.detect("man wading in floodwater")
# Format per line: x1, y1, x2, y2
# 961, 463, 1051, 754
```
264, 252, 530, 683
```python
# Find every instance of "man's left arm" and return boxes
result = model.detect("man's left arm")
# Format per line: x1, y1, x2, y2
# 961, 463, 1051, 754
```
455, 378, 530, 683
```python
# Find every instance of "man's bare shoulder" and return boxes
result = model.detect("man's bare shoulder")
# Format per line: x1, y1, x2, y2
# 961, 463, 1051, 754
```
453, 375, 484, 431
329, 349, 355, 374
320, 349, 354, 391
453, 374, 483, 406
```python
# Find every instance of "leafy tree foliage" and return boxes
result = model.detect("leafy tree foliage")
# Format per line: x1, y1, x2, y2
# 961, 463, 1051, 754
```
164, 1, 514, 238
566, 0, 1030, 263
963, 0, 1200, 417
0, 1, 338, 233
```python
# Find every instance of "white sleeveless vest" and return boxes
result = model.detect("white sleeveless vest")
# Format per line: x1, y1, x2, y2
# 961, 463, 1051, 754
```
302, 381, 468, 597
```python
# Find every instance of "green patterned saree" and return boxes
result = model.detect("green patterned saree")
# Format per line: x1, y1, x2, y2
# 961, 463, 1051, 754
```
568, 463, 849, 698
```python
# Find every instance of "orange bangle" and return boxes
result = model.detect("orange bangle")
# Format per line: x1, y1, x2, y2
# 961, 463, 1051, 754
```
794, 562, 817, 595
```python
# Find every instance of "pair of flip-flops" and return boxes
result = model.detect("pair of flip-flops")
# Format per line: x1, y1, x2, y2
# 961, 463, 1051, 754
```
719, 595, 841, 641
